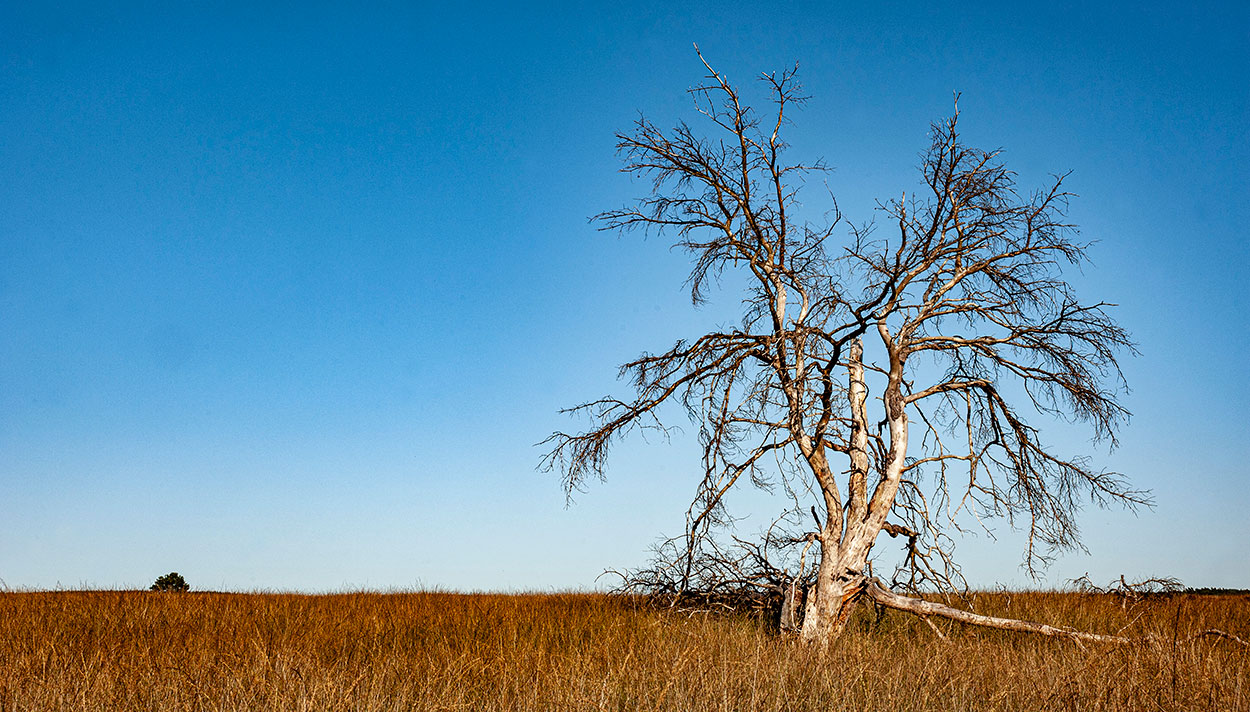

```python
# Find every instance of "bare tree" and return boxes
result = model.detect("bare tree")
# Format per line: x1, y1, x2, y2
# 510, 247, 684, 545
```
541, 52, 1146, 646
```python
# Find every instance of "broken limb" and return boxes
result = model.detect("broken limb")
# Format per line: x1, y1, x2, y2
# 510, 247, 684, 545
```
863, 579, 1130, 645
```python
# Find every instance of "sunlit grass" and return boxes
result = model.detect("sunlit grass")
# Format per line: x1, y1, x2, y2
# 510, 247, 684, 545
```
0, 589, 1245, 710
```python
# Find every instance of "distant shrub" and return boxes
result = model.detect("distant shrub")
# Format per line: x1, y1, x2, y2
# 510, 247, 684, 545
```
150, 572, 190, 592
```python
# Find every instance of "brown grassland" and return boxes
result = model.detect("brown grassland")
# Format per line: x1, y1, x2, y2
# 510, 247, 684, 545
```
1, 589, 1246, 711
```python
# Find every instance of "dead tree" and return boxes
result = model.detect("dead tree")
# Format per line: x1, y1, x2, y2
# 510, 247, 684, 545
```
1071, 573, 1185, 609
540, 51, 1147, 646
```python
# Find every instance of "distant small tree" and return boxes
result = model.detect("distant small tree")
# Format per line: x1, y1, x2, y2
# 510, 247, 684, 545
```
150, 572, 190, 592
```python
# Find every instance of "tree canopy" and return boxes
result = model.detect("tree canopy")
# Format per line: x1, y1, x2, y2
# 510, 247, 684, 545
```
542, 53, 1144, 644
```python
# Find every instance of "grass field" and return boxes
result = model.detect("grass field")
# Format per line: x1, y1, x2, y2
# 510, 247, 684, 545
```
1, 589, 1246, 711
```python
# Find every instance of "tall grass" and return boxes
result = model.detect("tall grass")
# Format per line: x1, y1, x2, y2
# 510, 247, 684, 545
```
1, 590, 1245, 710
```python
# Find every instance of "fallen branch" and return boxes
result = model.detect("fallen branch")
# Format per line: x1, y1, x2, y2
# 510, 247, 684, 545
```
1188, 629, 1250, 647
864, 579, 1130, 645
919, 615, 948, 642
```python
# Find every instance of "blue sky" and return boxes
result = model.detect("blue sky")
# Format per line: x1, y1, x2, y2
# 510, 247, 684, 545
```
1, 1, 1246, 591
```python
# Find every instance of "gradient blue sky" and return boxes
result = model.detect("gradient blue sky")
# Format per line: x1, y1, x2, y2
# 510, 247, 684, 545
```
2, 1, 1246, 592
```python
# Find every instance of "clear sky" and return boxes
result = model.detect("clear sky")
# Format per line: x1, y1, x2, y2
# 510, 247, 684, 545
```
2, 1, 1246, 592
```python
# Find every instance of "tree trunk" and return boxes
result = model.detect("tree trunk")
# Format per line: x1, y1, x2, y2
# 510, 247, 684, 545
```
798, 543, 867, 644
799, 332, 910, 646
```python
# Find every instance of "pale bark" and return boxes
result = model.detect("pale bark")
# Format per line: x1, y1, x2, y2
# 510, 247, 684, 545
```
864, 579, 1130, 644
843, 340, 870, 527
799, 573, 861, 642
779, 577, 804, 633
801, 325, 913, 645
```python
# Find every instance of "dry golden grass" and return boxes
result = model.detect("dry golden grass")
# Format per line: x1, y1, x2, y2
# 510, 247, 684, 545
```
0, 589, 1246, 711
